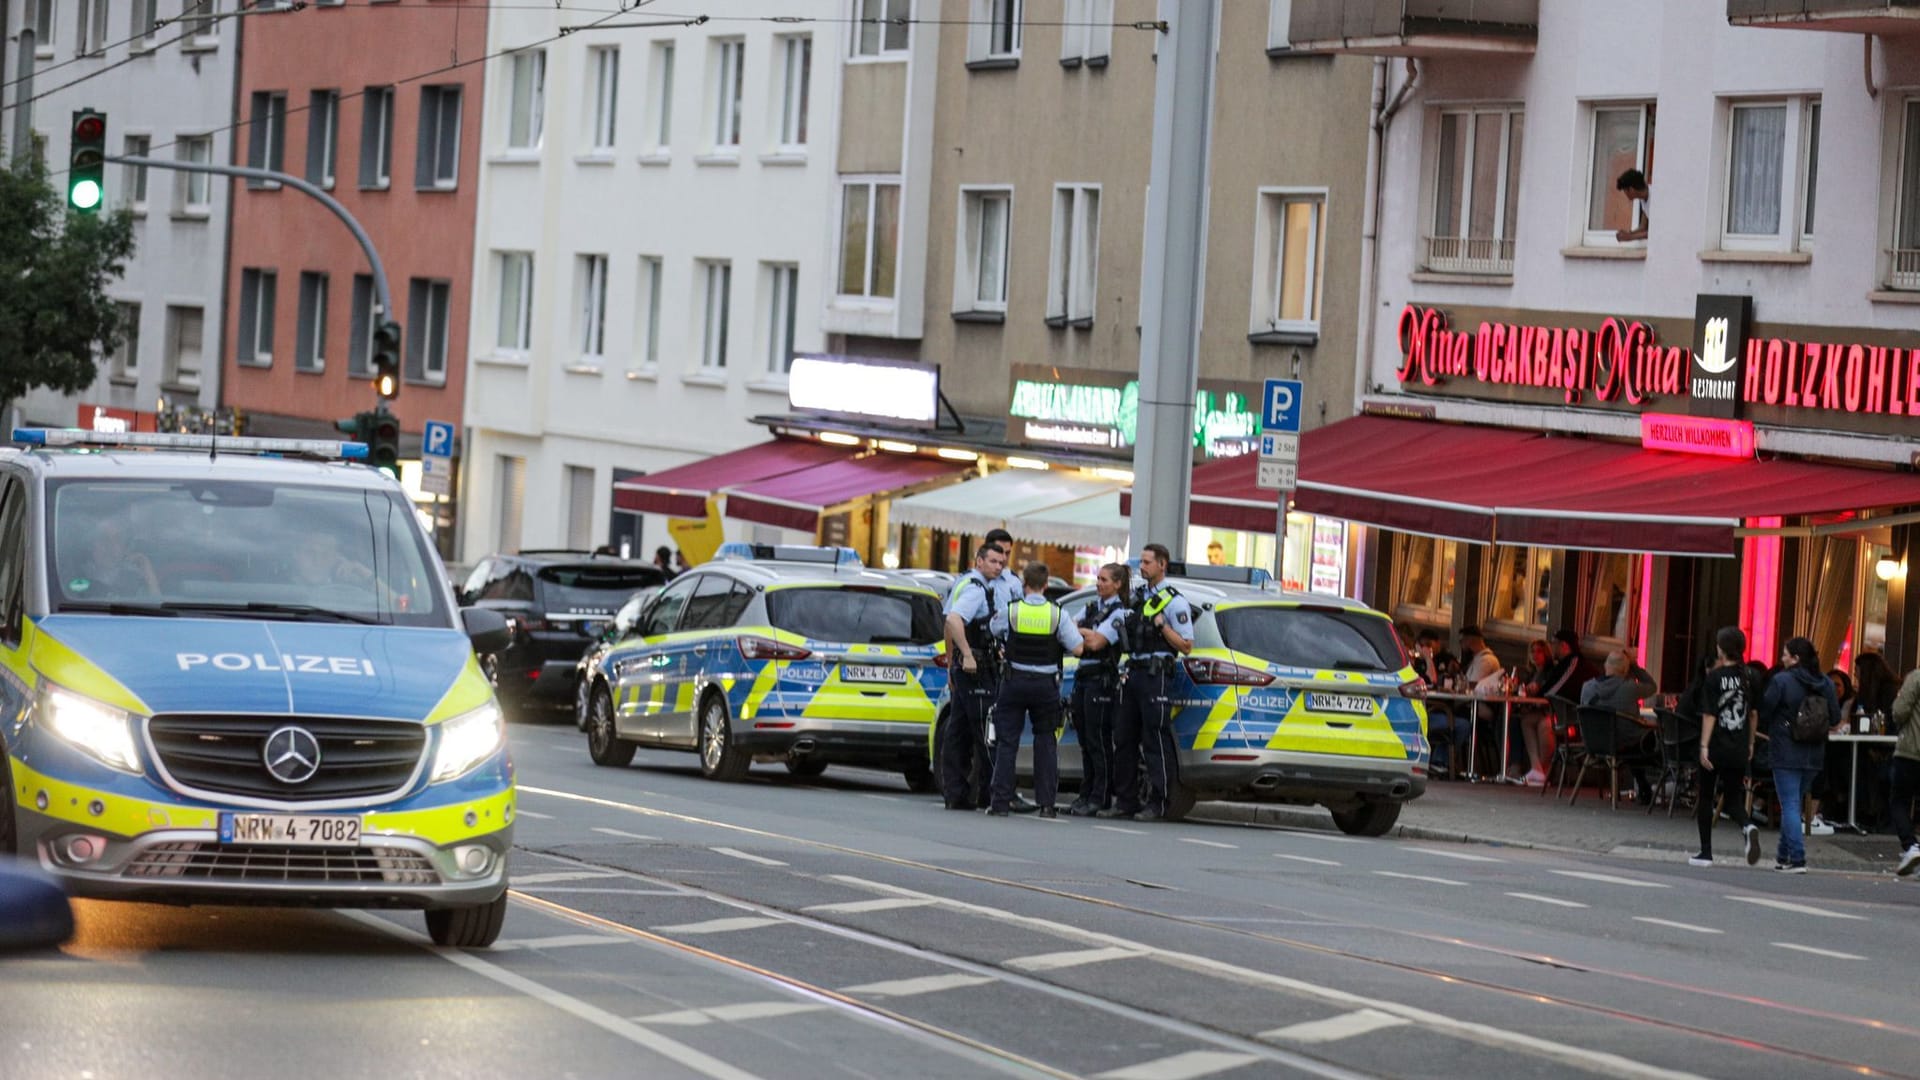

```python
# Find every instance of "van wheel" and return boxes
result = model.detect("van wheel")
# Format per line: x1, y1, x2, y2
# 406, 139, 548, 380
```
1330, 798, 1401, 837
785, 758, 828, 778
586, 687, 636, 768
903, 763, 938, 794
1164, 780, 1196, 822
0, 748, 16, 856
699, 695, 750, 782
425, 893, 507, 948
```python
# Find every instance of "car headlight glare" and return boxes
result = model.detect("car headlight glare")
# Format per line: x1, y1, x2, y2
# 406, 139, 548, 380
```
432, 702, 505, 783
38, 683, 141, 774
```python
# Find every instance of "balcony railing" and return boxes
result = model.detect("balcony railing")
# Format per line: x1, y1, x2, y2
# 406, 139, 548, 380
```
1289, 0, 1538, 55
1729, 0, 1920, 32
1424, 235, 1516, 276
1888, 248, 1920, 291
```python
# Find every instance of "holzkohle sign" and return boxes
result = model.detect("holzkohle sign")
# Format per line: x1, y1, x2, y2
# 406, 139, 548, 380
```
1006, 365, 1260, 460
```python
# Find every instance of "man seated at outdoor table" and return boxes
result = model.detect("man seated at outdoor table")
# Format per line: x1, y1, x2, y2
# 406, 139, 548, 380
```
1414, 629, 1469, 776
1515, 629, 1600, 786
1459, 626, 1505, 778
1580, 649, 1661, 801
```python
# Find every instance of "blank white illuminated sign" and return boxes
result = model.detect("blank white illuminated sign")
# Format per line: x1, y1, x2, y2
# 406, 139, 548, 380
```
788, 356, 939, 425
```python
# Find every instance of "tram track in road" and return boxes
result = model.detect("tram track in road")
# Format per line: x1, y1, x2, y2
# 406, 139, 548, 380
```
516, 782, 1919, 1080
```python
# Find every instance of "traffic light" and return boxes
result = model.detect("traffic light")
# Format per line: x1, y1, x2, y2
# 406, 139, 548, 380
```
334, 411, 372, 446
372, 320, 402, 400
69, 109, 107, 213
367, 407, 401, 478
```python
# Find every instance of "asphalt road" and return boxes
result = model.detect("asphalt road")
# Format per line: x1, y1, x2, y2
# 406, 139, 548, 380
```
6, 716, 1920, 1080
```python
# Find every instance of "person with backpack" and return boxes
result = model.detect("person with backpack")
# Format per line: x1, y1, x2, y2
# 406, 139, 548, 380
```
1759, 637, 1842, 873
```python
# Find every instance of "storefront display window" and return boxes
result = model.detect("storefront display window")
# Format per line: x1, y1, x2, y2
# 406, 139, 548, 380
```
1800, 535, 1858, 666
1862, 541, 1893, 659
1308, 519, 1346, 596
1580, 552, 1638, 645
1188, 524, 1279, 583
1487, 546, 1551, 633
1392, 534, 1455, 624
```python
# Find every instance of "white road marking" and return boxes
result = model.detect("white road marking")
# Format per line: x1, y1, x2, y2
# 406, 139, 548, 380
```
341, 911, 763, 1080
861, 794, 902, 802
1410, 846, 1502, 863
710, 847, 788, 867
839, 973, 997, 998
1296, 833, 1367, 844
514, 871, 622, 885
1095, 1050, 1262, 1080
1550, 869, 1668, 888
1179, 838, 1238, 850
1004, 946, 1146, 972
490, 934, 631, 951
636, 1002, 828, 1026
1505, 892, 1587, 909
652, 916, 786, 935
592, 827, 659, 841
1633, 917, 1723, 935
514, 887, 688, 896
1773, 942, 1864, 961
1094, 825, 1147, 835
1727, 896, 1867, 921
802, 898, 937, 915
1261, 1008, 1410, 1045
1373, 871, 1466, 887
514, 809, 555, 820
1274, 854, 1341, 867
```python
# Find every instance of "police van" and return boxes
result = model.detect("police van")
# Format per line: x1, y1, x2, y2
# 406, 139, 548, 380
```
578, 546, 947, 789
933, 564, 1428, 835
0, 430, 516, 946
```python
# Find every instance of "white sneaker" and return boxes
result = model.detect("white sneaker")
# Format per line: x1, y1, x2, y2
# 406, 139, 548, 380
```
1522, 769, 1546, 787
1898, 845, 1920, 878
1809, 816, 1836, 837
1688, 853, 1713, 867
1744, 824, 1761, 867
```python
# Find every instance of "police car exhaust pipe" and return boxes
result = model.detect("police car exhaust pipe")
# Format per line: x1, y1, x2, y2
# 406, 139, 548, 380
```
1250, 774, 1281, 791
1390, 781, 1412, 799
791, 738, 818, 755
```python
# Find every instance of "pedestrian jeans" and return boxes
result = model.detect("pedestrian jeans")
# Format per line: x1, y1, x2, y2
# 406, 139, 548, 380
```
1112, 668, 1177, 814
1891, 756, 1920, 852
940, 669, 997, 807
1426, 703, 1472, 776
1072, 672, 1120, 809
1773, 766, 1819, 866
991, 671, 1062, 811
1695, 747, 1751, 858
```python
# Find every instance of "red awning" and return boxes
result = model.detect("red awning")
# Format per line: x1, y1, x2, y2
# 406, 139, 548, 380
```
611, 439, 845, 518
725, 453, 972, 532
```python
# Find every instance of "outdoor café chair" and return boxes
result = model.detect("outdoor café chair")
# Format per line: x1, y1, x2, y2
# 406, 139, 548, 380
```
1650, 708, 1699, 818
1572, 705, 1659, 809
1545, 695, 1586, 799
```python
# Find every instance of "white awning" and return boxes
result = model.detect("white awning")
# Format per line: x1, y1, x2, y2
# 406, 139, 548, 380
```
889, 470, 1125, 550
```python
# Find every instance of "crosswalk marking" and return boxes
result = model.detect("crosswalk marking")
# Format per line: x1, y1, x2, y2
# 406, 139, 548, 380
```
513, 871, 621, 885
1410, 846, 1502, 863
710, 847, 787, 867
1095, 1050, 1262, 1080
1179, 838, 1238, 850
1773, 942, 1864, 960
839, 973, 996, 998
1550, 869, 1668, 888
1505, 892, 1587, 909
652, 917, 786, 935
1373, 870, 1466, 887
1274, 853, 1341, 867
1633, 917, 1722, 935
636, 1002, 827, 1026
1261, 1008, 1410, 1045
1005, 946, 1146, 972
1728, 896, 1867, 921
802, 898, 937, 915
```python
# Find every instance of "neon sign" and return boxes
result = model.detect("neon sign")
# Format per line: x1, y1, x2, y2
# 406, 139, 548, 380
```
1639, 413, 1755, 459
1007, 370, 1259, 459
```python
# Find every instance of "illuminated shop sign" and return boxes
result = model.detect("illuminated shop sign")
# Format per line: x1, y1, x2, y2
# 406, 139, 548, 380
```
789, 354, 941, 427
1639, 413, 1755, 459
1007, 366, 1259, 460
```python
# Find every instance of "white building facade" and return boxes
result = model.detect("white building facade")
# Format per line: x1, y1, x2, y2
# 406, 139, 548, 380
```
461, 3, 843, 560
2, 0, 237, 424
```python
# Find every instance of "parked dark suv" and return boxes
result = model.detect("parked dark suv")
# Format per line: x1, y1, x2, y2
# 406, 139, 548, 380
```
459, 551, 667, 716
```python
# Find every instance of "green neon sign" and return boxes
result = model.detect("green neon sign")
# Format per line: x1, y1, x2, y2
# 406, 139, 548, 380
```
1010, 378, 1257, 458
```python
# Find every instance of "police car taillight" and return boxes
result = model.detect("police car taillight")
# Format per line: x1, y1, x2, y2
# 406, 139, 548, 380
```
1182, 658, 1274, 686
933, 650, 950, 669
1399, 679, 1426, 698
738, 636, 811, 661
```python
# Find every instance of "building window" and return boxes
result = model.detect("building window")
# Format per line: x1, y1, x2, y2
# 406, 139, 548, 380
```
507, 50, 547, 151
1579, 553, 1640, 646
131, 0, 161, 50
415, 85, 462, 190
307, 90, 338, 187
647, 42, 675, 152
497, 456, 526, 555
712, 39, 745, 150
853, 0, 910, 57
566, 466, 596, 551
635, 256, 663, 369
25, 0, 53, 51
76, 0, 109, 56
589, 47, 620, 151
348, 273, 376, 377
578, 254, 609, 361
1251, 190, 1323, 335
699, 260, 732, 369
184, 0, 220, 44
296, 272, 328, 373
1803, 102, 1820, 245
1047, 184, 1100, 325
165, 306, 204, 388
764, 264, 798, 373
776, 36, 811, 149
247, 91, 287, 184
496, 252, 534, 352
112, 302, 140, 380
1267, 0, 1293, 50
1721, 97, 1817, 254
837, 179, 900, 300
968, 0, 1022, 63
957, 187, 1011, 313
1487, 546, 1552, 633
122, 135, 150, 211
1584, 102, 1655, 246
177, 136, 213, 211
1392, 534, 1456, 624
237, 269, 277, 366
360, 86, 394, 188
1061, 0, 1112, 64
1428, 107, 1521, 275
406, 278, 451, 383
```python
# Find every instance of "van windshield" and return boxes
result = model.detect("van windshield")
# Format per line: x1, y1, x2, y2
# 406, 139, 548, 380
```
46, 479, 450, 627
1216, 606, 1407, 672
765, 587, 942, 645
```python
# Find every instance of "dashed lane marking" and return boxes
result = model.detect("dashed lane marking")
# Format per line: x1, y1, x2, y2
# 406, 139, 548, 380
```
1004, 946, 1147, 972
1373, 871, 1466, 887
1179, 838, 1238, 850
514, 887, 689, 896
1410, 846, 1503, 863
653, 917, 786, 935
1094, 1050, 1263, 1080
1550, 870, 1668, 888
1094, 825, 1146, 835
636, 1002, 828, 1026
490, 934, 632, 951
1504, 892, 1587, 909
711, 847, 788, 867
1633, 917, 1722, 935
1727, 896, 1867, 921
839, 974, 997, 999
1261, 1009, 1411, 1045
514, 809, 555, 820
514, 871, 623, 885
802, 898, 938, 915
1773, 942, 1864, 961
1273, 854, 1341, 867
592, 827, 660, 841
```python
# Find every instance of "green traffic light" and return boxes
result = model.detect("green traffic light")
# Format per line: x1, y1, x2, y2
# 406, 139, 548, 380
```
70, 179, 102, 210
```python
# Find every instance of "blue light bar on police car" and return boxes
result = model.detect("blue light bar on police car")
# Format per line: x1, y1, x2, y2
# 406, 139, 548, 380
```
13, 428, 370, 460
715, 542, 863, 567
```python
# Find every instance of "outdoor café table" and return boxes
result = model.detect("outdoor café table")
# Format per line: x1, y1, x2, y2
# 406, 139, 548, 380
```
1421, 691, 1549, 783
1829, 732, 1898, 831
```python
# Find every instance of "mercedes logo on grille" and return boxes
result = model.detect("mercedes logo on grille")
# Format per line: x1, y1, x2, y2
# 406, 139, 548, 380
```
263, 726, 322, 785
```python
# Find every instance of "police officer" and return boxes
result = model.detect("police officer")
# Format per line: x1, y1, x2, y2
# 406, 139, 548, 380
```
1102, 543, 1194, 821
1068, 562, 1130, 817
982, 528, 1022, 614
988, 560, 1084, 818
941, 542, 1009, 810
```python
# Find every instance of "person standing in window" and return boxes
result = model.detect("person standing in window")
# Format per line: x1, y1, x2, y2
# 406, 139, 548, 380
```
1615, 169, 1650, 242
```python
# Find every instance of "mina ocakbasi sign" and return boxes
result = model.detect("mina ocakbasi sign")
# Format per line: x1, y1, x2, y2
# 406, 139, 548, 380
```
1006, 365, 1259, 460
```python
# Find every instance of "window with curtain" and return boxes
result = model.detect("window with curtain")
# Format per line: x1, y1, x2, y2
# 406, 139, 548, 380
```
1722, 97, 1815, 253
1488, 546, 1551, 631
1891, 100, 1920, 288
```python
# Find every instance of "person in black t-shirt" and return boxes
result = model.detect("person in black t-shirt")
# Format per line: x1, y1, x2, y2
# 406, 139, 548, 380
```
1690, 626, 1761, 867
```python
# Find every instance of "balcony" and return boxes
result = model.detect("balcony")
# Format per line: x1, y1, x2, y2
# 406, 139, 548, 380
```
1424, 235, 1515, 276
1728, 0, 1920, 33
1288, 0, 1538, 56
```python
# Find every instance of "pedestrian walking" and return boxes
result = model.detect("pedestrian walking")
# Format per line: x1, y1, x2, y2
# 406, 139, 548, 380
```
1102, 543, 1194, 821
986, 561, 1084, 818
940, 542, 1009, 811
1068, 563, 1130, 816
1759, 636, 1841, 873
1888, 665, 1920, 876
1688, 626, 1761, 868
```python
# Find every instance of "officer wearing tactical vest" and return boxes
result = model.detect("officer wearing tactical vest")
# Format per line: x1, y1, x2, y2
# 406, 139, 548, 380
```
1102, 543, 1194, 821
941, 541, 1010, 810
987, 560, 1085, 818
1068, 562, 1131, 816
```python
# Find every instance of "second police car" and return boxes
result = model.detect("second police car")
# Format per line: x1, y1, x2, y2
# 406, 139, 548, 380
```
577, 546, 948, 789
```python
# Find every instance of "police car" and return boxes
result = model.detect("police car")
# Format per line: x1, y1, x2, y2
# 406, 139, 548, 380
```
578, 546, 947, 789
932, 564, 1428, 835
0, 430, 516, 946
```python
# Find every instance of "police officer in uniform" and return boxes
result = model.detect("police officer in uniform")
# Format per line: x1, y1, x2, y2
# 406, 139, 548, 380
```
1102, 543, 1194, 821
1068, 562, 1130, 816
988, 561, 1084, 818
941, 542, 1009, 810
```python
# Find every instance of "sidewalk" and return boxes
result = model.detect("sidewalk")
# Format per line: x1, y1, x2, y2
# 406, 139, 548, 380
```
1193, 778, 1902, 873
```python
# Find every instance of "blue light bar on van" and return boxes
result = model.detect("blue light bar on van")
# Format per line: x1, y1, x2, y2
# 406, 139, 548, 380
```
715, 542, 862, 567
14, 428, 369, 461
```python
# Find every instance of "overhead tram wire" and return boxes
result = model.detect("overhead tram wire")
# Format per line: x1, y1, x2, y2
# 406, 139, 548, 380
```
2, 3, 281, 106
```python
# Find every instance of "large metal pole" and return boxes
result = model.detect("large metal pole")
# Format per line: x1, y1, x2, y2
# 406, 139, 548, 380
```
1129, 0, 1219, 560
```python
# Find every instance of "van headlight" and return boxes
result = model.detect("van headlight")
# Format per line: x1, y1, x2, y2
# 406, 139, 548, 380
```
37, 683, 141, 774
432, 702, 505, 783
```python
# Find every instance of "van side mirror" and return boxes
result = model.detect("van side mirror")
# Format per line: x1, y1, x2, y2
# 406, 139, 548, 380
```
461, 607, 511, 655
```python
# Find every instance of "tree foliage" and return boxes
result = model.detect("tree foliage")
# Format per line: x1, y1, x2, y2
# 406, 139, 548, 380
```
0, 160, 137, 406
